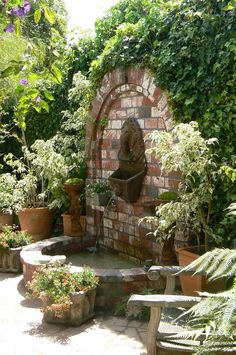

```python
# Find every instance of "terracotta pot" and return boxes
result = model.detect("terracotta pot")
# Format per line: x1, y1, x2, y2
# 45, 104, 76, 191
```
0, 212, 13, 226
62, 213, 83, 237
18, 207, 54, 241
176, 246, 226, 296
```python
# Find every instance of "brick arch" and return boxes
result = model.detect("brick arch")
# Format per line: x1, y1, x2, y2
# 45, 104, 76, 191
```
87, 68, 173, 173
91, 67, 172, 131
85, 68, 180, 266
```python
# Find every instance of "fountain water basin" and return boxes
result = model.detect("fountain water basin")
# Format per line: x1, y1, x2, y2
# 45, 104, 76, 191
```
20, 236, 159, 310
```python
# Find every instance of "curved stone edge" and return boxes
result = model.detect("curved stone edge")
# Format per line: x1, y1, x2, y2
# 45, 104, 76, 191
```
20, 236, 148, 284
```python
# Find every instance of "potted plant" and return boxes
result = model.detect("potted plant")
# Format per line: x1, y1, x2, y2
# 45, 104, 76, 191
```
87, 180, 112, 206
5, 140, 68, 241
27, 262, 99, 326
0, 173, 23, 226
145, 122, 221, 294
0, 225, 32, 272
62, 178, 85, 237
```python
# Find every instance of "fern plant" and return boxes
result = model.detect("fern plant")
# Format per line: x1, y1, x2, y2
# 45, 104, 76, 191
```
179, 248, 236, 354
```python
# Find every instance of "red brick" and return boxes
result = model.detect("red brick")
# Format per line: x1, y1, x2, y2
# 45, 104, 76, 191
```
143, 97, 152, 106
118, 233, 129, 244
169, 179, 181, 189
102, 160, 118, 170
141, 238, 153, 249
127, 67, 145, 85
101, 139, 111, 149
153, 88, 162, 100
145, 118, 159, 129
148, 164, 161, 176
132, 205, 144, 215
110, 99, 121, 109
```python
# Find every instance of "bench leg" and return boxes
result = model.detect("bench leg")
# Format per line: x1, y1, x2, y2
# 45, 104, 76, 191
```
146, 307, 161, 355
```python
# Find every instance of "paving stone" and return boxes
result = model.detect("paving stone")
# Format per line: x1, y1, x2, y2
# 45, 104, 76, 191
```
0, 274, 147, 355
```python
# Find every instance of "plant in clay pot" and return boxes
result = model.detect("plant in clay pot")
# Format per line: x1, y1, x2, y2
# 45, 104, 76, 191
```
5, 140, 68, 240
0, 225, 32, 272
27, 262, 99, 325
87, 180, 112, 206
144, 122, 223, 294
0, 173, 24, 226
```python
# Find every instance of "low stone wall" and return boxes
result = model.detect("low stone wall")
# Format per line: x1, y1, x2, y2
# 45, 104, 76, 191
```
21, 236, 165, 310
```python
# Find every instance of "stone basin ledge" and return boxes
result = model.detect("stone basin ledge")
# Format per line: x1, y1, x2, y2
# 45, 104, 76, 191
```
20, 236, 163, 309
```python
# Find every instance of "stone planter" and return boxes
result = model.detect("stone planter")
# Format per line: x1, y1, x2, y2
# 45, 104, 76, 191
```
0, 212, 13, 226
18, 207, 54, 241
0, 247, 22, 273
62, 213, 84, 237
43, 288, 96, 326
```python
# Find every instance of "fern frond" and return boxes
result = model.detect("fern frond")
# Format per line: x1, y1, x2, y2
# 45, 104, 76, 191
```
210, 249, 236, 280
219, 297, 236, 335
180, 249, 236, 280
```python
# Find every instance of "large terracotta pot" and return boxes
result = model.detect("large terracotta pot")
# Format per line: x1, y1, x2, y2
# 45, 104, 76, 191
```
18, 207, 54, 241
176, 246, 226, 296
0, 212, 13, 226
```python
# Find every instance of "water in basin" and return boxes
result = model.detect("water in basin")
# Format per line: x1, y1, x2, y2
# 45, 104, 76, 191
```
66, 250, 140, 269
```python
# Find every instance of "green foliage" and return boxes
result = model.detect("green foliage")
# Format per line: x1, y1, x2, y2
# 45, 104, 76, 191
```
65, 178, 84, 185
0, 173, 24, 214
158, 191, 178, 200
50, 71, 93, 181
0, 226, 32, 250
114, 288, 156, 321
5, 139, 69, 210
0, 0, 67, 135
27, 263, 99, 318
180, 248, 236, 354
85, 0, 236, 245
87, 181, 112, 195
143, 122, 221, 251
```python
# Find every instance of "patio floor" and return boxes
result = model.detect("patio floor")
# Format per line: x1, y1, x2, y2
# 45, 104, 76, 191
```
0, 273, 147, 355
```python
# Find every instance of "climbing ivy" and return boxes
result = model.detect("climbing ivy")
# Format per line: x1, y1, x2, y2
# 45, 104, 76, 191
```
88, 0, 236, 245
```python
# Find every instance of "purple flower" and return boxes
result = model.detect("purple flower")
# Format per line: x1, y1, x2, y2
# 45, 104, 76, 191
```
16, 6, 24, 17
23, 1, 31, 13
4, 24, 15, 32
19, 79, 27, 85
35, 95, 41, 103
2, 0, 7, 3
16, 1, 31, 17
9, 7, 15, 16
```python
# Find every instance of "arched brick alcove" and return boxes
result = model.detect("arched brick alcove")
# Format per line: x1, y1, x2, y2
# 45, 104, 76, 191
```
86, 68, 180, 265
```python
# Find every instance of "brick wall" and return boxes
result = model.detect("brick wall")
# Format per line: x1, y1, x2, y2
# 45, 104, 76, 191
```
86, 68, 181, 265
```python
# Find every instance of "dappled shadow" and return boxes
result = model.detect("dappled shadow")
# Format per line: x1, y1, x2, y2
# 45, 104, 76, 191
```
17, 277, 42, 308
0, 272, 20, 282
24, 318, 95, 346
